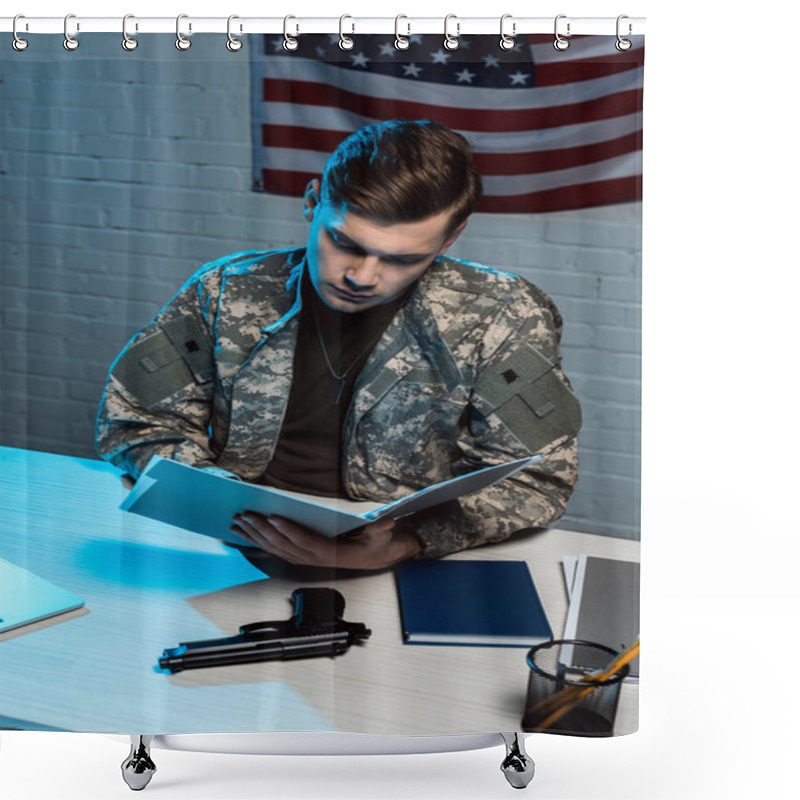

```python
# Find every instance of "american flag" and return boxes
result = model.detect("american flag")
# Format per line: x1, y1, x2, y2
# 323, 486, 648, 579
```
252, 33, 644, 213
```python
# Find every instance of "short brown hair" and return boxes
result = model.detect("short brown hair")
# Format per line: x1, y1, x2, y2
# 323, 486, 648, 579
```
320, 120, 483, 233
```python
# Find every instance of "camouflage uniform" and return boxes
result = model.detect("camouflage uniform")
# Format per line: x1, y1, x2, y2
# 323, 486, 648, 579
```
96, 249, 581, 558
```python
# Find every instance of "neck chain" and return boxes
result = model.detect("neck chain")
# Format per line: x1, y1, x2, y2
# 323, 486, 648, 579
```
311, 300, 381, 406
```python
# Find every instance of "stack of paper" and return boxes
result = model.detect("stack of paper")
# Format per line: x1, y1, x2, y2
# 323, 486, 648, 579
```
561, 555, 640, 682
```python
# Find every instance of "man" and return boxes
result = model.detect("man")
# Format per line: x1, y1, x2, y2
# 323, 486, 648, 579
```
96, 120, 581, 571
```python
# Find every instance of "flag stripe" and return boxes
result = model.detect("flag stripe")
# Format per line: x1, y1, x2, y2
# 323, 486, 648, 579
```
262, 126, 641, 176
261, 169, 641, 213
260, 107, 643, 152
262, 125, 351, 156
529, 34, 644, 64
473, 132, 641, 174
531, 58, 642, 88
260, 57, 641, 111
264, 79, 641, 133
483, 153, 642, 194
260, 149, 641, 195
480, 176, 642, 213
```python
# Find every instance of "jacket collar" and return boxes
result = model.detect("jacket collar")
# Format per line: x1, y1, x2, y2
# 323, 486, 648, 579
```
258, 248, 305, 336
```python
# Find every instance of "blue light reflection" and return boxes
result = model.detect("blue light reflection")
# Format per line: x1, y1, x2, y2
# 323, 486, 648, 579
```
75, 539, 268, 593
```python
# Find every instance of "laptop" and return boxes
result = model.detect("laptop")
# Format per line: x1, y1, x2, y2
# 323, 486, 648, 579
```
0, 558, 85, 634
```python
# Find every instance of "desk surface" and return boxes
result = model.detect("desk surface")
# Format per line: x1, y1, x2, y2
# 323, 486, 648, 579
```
0, 446, 639, 736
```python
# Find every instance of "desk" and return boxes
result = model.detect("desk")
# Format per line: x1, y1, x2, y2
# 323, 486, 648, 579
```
0, 446, 639, 736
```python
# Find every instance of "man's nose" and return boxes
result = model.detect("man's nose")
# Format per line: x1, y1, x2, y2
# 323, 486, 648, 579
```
344, 256, 380, 291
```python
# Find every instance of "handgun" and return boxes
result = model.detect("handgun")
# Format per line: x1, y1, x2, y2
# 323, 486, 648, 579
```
158, 587, 370, 673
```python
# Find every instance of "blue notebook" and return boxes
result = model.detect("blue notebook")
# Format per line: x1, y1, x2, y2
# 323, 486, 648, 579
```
395, 560, 553, 647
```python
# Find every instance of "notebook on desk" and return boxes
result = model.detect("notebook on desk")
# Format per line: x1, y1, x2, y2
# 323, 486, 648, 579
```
0, 558, 85, 634
395, 560, 553, 647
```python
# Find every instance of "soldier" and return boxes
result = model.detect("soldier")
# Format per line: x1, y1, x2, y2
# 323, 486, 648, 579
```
96, 119, 581, 571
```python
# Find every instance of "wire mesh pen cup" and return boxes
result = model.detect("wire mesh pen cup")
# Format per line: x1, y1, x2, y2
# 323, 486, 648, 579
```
522, 639, 630, 737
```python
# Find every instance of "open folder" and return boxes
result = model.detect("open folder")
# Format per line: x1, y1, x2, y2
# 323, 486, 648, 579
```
120, 454, 541, 546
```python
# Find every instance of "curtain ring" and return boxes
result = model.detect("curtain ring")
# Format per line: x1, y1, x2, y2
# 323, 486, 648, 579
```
227, 15, 243, 51
394, 15, 410, 51
122, 14, 138, 51
443, 14, 460, 51
554, 14, 570, 50
339, 15, 355, 50
175, 14, 191, 50
616, 14, 632, 51
499, 14, 515, 51
283, 15, 299, 51
12, 15, 29, 51
63, 14, 79, 51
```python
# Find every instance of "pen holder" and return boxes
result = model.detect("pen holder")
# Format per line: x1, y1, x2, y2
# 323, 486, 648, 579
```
522, 639, 629, 737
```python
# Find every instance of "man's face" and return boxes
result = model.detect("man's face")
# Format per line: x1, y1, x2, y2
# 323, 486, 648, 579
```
303, 181, 465, 313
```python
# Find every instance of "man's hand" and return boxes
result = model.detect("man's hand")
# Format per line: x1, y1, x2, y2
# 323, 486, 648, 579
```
230, 512, 422, 570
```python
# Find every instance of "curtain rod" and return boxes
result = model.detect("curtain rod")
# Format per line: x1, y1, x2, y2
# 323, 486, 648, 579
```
0, 16, 646, 37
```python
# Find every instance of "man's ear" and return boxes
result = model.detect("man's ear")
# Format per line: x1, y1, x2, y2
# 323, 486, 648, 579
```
438, 220, 468, 255
303, 179, 322, 221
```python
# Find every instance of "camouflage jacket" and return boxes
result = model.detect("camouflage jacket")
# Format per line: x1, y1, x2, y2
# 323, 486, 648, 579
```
96, 249, 581, 558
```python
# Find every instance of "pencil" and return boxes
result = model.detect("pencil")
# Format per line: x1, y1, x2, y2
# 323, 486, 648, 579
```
524, 638, 640, 732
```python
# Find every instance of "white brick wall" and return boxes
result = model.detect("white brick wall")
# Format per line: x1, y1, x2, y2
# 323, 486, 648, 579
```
1, 35, 641, 539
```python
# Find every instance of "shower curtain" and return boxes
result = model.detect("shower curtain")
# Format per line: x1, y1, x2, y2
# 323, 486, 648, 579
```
0, 23, 643, 741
